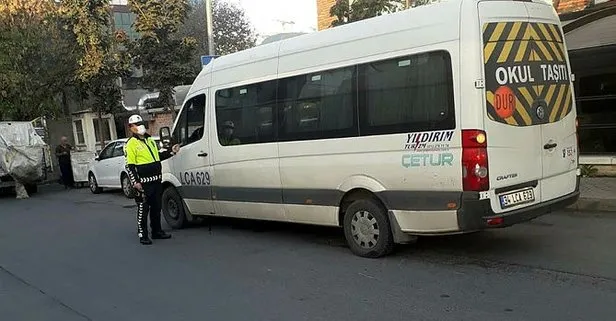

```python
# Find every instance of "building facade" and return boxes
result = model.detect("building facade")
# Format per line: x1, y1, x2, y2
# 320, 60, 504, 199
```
110, 0, 178, 140
558, 0, 616, 165
317, 0, 338, 31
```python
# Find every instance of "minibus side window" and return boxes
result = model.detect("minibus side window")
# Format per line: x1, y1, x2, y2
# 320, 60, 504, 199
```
357, 50, 455, 136
277, 66, 358, 141
215, 81, 277, 146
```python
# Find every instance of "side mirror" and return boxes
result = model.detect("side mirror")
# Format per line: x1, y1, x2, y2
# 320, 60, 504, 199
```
160, 126, 172, 148
94, 156, 100, 161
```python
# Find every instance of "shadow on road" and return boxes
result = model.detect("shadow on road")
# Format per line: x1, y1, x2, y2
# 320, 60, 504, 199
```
188, 215, 535, 259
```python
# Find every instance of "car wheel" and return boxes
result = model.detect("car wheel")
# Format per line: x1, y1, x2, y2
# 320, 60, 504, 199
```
162, 187, 187, 229
121, 174, 134, 199
343, 199, 395, 258
89, 173, 102, 194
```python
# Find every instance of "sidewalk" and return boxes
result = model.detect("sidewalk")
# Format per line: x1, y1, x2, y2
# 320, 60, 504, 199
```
570, 177, 616, 213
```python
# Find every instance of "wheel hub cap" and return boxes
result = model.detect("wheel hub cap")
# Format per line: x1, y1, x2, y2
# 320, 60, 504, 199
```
351, 210, 379, 249
123, 178, 130, 194
168, 199, 179, 219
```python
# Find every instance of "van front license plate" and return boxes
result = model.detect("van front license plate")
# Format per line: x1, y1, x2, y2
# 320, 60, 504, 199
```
499, 188, 535, 209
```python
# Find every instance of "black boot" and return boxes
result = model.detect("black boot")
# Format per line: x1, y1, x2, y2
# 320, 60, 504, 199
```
140, 236, 153, 245
152, 231, 172, 240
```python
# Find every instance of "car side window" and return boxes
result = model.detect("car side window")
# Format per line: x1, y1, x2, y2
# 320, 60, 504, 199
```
99, 142, 116, 160
112, 142, 125, 158
173, 94, 206, 147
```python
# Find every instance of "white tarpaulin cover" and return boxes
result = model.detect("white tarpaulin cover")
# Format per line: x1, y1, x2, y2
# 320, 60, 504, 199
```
0, 122, 47, 183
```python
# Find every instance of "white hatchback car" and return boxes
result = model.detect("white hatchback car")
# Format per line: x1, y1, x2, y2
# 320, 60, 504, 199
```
88, 137, 161, 198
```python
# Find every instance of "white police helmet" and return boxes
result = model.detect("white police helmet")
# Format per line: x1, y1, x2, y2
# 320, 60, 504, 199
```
128, 115, 144, 125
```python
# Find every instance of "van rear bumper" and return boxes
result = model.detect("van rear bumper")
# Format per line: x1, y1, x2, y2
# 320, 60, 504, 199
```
457, 176, 580, 232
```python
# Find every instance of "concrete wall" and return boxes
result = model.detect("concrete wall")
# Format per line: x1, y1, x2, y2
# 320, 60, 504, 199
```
148, 112, 175, 138
121, 111, 176, 139
565, 14, 616, 50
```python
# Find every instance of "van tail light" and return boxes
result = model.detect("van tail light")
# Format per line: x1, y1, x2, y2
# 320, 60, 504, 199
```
462, 129, 489, 191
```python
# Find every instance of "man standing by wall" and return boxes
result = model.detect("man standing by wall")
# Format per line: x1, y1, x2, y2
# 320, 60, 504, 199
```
124, 115, 180, 245
55, 136, 74, 189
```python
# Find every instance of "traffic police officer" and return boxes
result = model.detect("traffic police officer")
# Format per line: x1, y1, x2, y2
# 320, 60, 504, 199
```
124, 115, 180, 245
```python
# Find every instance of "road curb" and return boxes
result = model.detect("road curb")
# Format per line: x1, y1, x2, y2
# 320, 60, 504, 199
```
567, 198, 616, 214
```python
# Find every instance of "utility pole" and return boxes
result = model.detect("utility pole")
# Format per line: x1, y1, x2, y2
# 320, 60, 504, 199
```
205, 0, 215, 56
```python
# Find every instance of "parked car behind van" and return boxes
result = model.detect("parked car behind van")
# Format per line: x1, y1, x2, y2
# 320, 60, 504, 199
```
88, 137, 162, 198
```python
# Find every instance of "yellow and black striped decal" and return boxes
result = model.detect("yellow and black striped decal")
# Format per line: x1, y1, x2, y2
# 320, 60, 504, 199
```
483, 22, 573, 126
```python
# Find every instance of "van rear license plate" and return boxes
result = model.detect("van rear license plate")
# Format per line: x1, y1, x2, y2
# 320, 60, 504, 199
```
499, 188, 535, 209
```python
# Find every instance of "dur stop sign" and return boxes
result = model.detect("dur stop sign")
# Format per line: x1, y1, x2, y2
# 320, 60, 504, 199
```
494, 85, 516, 119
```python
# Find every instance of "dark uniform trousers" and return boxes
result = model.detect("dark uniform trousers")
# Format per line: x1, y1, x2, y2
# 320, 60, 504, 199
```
135, 179, 163, 238
124, 134, 172, 239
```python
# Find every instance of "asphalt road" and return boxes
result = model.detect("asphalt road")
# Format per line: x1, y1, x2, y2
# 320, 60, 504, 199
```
1, 186, 615, 321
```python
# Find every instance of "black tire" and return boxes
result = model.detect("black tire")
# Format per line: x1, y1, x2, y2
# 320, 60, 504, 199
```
343, 199, 394, 258
25, 184, 38, 195
88, 173, 102, 194
121, 173, 135, 199
162, 187, 187, 229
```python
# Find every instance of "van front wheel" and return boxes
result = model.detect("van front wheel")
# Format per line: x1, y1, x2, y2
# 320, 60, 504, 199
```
162, 187, 187, 229
343, 199, 394, 258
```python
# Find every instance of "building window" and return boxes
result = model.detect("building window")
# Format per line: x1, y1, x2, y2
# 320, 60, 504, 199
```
113, 12, 138, 41
358, 50, 455, 136
73, 120, 85, 145
278, 66, 357, 141
94, 118, 112, 143
215, 81, 277, 146
576, 72, 616, 154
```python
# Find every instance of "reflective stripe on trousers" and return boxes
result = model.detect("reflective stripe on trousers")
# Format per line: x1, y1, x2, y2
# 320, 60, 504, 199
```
135, 183, 163, 238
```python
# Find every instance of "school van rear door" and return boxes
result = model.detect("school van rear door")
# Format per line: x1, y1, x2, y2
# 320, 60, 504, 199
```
479, 1, 578, 214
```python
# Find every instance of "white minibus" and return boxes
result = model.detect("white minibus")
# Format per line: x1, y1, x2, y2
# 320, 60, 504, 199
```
158, 0, 580, 257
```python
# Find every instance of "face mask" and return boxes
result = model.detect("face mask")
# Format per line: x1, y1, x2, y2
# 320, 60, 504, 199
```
136, 125, 147, 135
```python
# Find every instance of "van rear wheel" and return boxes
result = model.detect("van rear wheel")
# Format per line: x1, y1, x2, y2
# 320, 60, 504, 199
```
343, 199, 394, 258
162, 187, 187, 229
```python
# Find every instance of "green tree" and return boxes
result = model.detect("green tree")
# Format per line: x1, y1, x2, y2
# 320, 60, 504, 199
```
330, 0, 433, 27
0, 0, 78, 120
60, 0, 131, 146
330, 0, 404, 27
129, 0, 197, 110
179, 0, 256, 58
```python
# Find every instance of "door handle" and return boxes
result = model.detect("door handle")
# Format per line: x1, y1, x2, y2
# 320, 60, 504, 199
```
197, 152, 208, 157
544, 143, 558, 150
